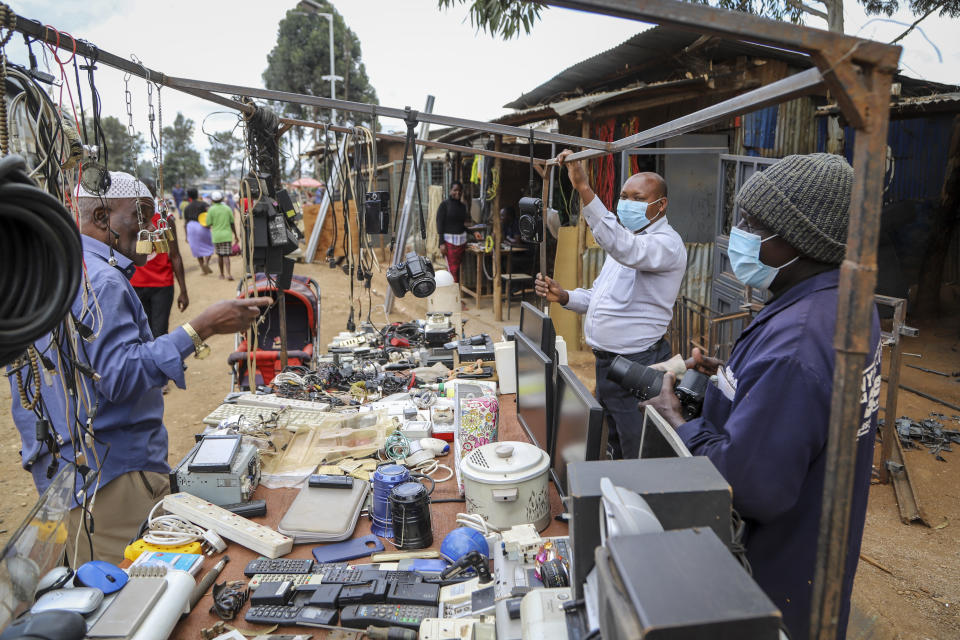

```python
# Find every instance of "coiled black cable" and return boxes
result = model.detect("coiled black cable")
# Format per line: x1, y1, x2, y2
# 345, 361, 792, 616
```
0, 155, 83, 366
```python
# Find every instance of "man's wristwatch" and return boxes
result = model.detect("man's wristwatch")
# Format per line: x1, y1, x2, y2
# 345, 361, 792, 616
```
182, 322, 211, 360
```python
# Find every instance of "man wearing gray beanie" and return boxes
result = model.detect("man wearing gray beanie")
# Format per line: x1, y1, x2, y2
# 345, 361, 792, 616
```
643, 153, 882, 640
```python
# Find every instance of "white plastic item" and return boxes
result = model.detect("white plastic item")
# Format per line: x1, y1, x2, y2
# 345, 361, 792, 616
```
129, 570, 195, 640
554, 336, 568, 366
162, 493, 293, 558
493, 341, 516, 394
428, 269, 459, 313
520, 588, 572, 640
461, 442, 551, 531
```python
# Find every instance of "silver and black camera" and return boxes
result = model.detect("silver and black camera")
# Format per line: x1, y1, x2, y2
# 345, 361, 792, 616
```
518, 196, 543, 243
364, 191, 390, 235
386, 251, 436, 298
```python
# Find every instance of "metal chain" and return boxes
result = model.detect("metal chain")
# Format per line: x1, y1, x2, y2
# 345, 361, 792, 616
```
122, 71, 146, 227
0, 2, 17, 155
145, 76, 167, 234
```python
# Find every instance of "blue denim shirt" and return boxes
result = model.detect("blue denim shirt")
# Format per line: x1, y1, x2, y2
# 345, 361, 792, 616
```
677, 269, 881, 640
8, 236, 195, 499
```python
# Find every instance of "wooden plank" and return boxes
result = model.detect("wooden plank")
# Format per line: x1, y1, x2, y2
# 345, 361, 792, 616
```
493, 136, 504, 321
551, 227, 584, 351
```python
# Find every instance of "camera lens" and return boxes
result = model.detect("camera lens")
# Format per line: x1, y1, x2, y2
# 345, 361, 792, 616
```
606, 356, 664, 401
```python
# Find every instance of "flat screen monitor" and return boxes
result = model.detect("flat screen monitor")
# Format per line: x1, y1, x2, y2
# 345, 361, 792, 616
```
550, 365, 604, 497
639, 406, 693, 458
519, 302, 556, 356
515, 331, 554, 452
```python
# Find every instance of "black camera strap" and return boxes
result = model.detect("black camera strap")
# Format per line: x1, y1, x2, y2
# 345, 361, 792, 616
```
528, 128, 536, 196
392, 109, 427, 244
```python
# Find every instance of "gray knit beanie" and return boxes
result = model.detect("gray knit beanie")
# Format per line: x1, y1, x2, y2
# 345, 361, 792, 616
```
735, 153, 853, 264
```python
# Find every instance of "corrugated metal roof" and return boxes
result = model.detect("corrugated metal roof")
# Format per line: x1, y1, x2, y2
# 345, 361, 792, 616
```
505, 25, 812, 110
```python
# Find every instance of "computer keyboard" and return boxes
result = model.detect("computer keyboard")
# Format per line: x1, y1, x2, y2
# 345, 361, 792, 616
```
231, 393, 331, 413
203, 404, 331, 431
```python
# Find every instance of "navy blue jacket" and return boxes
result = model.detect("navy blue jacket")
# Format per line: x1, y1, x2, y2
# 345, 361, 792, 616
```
676, 269, 881, 639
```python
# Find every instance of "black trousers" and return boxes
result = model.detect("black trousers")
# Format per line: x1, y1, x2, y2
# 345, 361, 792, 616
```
594, 337, 672, 460
134, 285, 174, 338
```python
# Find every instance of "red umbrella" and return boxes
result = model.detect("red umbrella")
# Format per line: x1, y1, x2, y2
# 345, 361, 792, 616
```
289, 177, 323, 188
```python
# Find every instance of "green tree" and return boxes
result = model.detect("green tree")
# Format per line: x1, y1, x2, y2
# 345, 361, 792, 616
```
208, 130, 242, 189
86, 115, 144, 174
161, 113, 205, 188
262, 2, 378, 126
437, 0, 959, 37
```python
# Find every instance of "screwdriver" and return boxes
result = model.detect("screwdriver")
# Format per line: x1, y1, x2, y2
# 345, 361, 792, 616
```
302, 623, 417, 640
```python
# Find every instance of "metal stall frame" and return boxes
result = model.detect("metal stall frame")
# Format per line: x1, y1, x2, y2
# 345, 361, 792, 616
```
10, 1, 902, 636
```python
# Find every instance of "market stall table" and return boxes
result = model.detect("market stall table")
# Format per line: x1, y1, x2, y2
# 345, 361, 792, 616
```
173, 393, 567, 637
459, 243, 531, 309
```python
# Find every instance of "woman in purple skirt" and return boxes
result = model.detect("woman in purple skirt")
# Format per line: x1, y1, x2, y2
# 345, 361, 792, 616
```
182, 188, 213, 274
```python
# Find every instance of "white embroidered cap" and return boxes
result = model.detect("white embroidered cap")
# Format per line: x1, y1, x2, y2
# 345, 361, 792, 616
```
77, 171, 152, 200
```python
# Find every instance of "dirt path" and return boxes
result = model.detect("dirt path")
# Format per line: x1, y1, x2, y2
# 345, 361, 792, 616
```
1, 230, 958, 638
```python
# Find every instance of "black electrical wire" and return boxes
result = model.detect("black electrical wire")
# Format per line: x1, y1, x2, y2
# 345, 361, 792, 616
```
0, 155, 83, 367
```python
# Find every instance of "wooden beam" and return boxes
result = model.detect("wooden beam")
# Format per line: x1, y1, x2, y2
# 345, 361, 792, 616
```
492, 135, 504, 321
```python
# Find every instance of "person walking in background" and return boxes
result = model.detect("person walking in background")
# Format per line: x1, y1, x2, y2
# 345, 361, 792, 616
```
171, 183, 186, 218
436, 181, 481, 282
206, 190, 239, 281
183, 187, 213, 275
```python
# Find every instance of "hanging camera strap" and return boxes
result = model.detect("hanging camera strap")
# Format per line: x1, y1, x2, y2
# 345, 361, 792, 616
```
391, 109, 427, 247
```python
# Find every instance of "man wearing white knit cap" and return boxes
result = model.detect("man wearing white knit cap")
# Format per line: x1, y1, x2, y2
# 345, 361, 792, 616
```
9, 171, 270, 564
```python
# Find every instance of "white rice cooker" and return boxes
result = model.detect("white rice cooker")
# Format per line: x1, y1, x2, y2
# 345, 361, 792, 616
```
461, 441, 551, 532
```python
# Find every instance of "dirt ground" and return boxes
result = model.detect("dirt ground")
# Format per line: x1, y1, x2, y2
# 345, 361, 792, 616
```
1, 225, 958, 638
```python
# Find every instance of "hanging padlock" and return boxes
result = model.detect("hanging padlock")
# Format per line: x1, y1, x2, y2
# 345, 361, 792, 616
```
152, 231, 169, 254
135, 229, 153, 254
165, 227, 175, 242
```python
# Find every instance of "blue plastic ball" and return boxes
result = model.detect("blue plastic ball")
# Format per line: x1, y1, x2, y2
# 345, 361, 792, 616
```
441, 526, 489, 562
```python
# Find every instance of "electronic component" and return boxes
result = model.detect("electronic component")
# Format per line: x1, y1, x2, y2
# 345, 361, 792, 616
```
249, 579, 293, 606
124, 539, 203, 563
501, 524, 543, 564
372, 465, 410, 538
364, 191, 390, 235
306, 583, 342, 608
248, 573, 325, 591
439, 577, 481, 618
313, 563, 365, 584
245, 605, 338, 627
386, 252, 436, 299
453, 334, 495, 361
221, 499, 267, 518
231, 393, 331, 413
74, 560, 127, 594
339, 603, 438, 631
170, 440, 261, 506
30, 588, 103, 615
244, 558, 315, 577
520, 589, 573, 640
163, 493, 293, 558
308, 474, 354, 489
189, 435, 241, 472
202, 404, 328, 431
339, 579, 388, 605
423, 313, 455, 347
418, 618, 482, 640
389, 481, 433, 550
518, 197, 543, 243
400, 420, 432, 440
386, 581, 440, 606
493, 536, 571, 599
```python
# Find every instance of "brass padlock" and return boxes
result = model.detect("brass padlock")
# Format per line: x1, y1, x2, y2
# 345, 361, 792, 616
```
153, 235, 169, 253
135, 230, 153, 254
164, 227, 174, 241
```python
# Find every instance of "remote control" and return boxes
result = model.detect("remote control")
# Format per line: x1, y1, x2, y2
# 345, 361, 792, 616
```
249, 573, 325, 590
244, 557, 315, 577
308, 474, 354, 489
339, 603, 438, 631
387, 580, 440, 606
246, 604, 338, 627
220, 500, 268, 518
314, 563, 365, 584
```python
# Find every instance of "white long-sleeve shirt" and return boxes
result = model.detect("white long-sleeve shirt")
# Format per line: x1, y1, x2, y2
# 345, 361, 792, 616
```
564, 196, 687, 354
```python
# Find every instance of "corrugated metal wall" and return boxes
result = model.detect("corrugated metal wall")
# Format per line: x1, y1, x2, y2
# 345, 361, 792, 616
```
680, 242, 713, 306
733, 97, 818, 158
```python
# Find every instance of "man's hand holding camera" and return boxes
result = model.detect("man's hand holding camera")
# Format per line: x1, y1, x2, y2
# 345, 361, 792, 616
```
640, 347, 723, 429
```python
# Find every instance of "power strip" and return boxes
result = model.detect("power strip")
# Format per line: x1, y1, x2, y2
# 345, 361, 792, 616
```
162, 493, 292, 558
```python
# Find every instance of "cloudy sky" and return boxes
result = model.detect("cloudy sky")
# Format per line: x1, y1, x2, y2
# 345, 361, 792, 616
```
8, 0, 957, 162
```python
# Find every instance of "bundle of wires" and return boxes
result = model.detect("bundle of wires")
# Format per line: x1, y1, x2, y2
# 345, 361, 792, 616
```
0, 154, 83, 366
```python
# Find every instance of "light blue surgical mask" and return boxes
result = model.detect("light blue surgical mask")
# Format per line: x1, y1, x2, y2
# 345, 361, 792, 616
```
728, 226, 799, 289
616, 198, 664, 233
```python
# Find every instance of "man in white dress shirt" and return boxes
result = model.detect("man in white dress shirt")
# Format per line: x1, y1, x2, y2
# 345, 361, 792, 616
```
536, 149, 687, 459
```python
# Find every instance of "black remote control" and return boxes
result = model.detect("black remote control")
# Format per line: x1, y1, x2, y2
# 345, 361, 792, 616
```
314, 563, 365, 584
244, 557, 315, 577
386, 580, 440, 606
220, 499, 267, 518
245, 604, 338, 627
308, 474, 354, 489
339, 603, 438, 631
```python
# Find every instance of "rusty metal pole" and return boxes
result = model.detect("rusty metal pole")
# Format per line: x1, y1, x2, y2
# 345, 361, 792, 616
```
539, 166, 554, 313
493, 135, 504, 321
879, 298, 906, 484
809, 65, 895, 640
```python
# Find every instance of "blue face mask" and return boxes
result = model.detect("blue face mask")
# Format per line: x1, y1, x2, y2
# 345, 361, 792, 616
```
727, 226, 798, 289
616, 198, 664, 232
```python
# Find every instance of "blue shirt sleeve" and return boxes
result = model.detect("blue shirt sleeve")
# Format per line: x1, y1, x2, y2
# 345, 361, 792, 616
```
675, 356, 831, 523
87, 275, 195, 400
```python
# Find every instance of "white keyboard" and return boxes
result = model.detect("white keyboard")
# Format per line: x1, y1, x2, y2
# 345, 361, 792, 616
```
230, 393, 331, 413
203, 404, 331, 431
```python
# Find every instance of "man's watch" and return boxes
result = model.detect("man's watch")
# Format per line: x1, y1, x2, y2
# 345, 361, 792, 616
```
182, 322, 211, 360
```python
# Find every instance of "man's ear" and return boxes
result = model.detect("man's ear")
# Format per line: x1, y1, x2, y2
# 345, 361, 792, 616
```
91, 204, 111, 231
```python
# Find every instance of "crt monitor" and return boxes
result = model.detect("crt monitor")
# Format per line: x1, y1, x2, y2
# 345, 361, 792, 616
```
639, 406, 692, 458
519, 302, 556, 356
550, 364, 603, 498
515, 331, 554, 452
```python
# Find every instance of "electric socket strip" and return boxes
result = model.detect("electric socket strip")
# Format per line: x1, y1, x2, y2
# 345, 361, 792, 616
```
163, 492, 292, 558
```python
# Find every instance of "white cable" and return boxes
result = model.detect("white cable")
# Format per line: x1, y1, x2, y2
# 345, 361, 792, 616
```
141, 500, 206, 546
456, 512, 500, 534
414, 459, 454, 483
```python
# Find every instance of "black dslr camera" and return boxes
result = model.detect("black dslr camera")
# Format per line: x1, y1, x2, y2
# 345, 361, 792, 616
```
386, 251, 436, 298
518, 196, 543, 243
607, 356, 709, 421
364, 191, 390, 235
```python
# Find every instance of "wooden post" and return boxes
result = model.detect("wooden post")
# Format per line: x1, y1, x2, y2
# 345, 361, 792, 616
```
576, 117, 591, 349
492, 135, 504, 321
